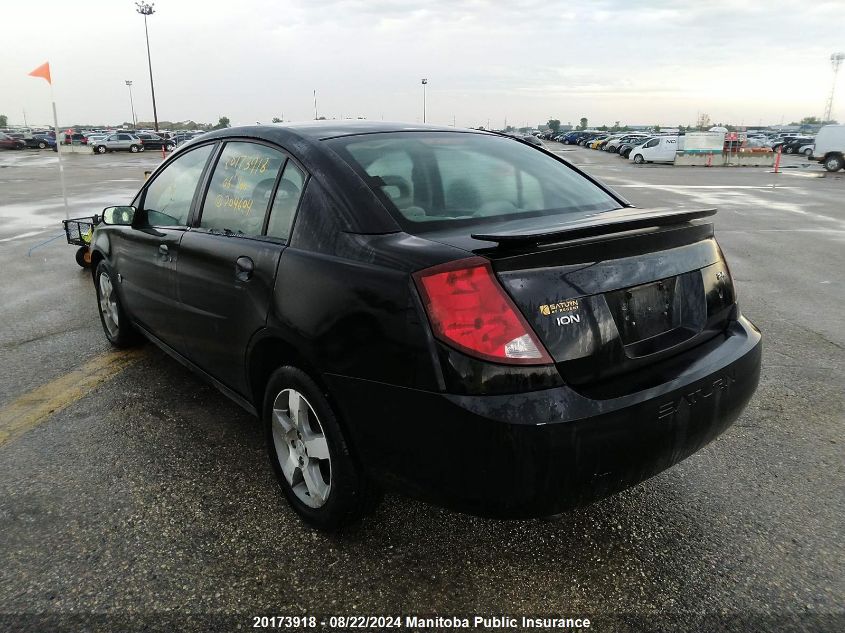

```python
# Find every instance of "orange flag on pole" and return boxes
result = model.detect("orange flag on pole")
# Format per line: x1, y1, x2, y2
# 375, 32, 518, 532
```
28, 62, 52, 85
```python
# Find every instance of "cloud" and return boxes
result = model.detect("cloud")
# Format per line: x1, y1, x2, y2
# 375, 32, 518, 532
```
1, 0, 843, 128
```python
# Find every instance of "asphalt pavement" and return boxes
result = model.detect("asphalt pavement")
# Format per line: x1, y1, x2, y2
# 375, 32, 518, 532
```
0, 145, 842, 632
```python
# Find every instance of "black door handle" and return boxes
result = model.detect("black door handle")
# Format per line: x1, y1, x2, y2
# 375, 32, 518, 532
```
235, 256, 254, 281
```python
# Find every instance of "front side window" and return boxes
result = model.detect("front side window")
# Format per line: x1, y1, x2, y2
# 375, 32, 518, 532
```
141, 144, 214, 227
199, 142, 285, 236
329, 132, 619, 229
644, 138, 659, 148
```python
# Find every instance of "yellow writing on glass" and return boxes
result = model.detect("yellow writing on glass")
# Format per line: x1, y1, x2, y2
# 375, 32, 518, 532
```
224, 154, 270, 175
215, 193, 254, 215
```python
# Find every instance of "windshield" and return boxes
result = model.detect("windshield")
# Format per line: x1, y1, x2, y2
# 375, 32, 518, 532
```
328, 132, 620, 230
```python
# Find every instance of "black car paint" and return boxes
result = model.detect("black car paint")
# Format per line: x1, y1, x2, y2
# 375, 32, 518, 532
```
136, 134, 173, 150
328, 317, 760, 517
91, 122, 761, 518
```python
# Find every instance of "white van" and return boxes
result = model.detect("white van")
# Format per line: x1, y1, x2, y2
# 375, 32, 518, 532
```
629, 136, 684, 164
810, 124, 845, 172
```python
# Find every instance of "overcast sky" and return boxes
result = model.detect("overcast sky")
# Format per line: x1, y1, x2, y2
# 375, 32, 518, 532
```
2, 0, 844, 129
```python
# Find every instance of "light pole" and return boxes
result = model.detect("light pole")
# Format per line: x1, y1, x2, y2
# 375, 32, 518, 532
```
421, 78, 428, 123
125, 80, 137, 129
823, 52, 845, 123
136, 2, 159, 132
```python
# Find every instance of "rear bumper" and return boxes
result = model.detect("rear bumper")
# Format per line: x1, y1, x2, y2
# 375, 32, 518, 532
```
327, 316, 762, 518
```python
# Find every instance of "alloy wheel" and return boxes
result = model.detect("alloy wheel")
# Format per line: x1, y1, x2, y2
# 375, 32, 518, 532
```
271, 389, 332, 508
824, 156, 843, 171
98, 272, 119, 337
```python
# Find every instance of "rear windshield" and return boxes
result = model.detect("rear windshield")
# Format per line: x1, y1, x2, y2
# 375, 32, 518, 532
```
327, 132, 620, 230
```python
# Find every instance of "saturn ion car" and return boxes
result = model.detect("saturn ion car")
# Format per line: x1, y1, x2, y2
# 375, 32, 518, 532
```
89, 122, 762, 530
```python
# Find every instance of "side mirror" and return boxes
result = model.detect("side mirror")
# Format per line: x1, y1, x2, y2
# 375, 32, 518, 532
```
101, 205, 136, 226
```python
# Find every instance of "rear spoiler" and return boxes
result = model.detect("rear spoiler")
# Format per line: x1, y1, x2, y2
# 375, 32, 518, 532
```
470, 207, 717, 246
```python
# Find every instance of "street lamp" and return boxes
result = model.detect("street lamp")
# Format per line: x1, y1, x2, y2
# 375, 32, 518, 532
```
125, 80, 137, 129
136, 2, 159, 132
823, 52, 845, 123
421, 78, 428, 123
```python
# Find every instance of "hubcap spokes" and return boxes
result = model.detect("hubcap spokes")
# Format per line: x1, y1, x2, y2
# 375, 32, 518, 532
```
271, 388, 331, 508
99, 273, 119, 337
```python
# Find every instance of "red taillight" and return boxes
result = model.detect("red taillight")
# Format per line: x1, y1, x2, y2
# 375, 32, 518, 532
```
413, 257, 552, 365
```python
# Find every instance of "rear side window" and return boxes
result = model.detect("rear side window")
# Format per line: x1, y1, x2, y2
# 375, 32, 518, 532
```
329, 132, 619, 230
200, 142, 285, 236
142, 144, 214, 226
266, 161, 306, 241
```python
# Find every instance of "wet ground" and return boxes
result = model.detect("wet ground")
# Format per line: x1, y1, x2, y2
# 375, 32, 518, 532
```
0, 145, 842, 632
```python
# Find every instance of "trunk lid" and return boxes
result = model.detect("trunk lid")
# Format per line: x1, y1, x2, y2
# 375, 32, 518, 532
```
424, 210, 735, 388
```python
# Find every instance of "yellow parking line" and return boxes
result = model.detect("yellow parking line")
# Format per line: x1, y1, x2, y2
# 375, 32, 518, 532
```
0, 348, 145, 447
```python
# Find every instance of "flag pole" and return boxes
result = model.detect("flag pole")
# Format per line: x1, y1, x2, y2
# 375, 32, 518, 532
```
28, 61, 68, 218
50, 88, 70, 219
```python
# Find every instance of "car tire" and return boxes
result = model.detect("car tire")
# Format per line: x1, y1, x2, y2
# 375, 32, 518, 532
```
130, 145, 140, 153
165, 143, 174, 151
264, 366, 380, 531
38, 141, 47, 149
784, 147, 793, 154
94, 261, 140, 348
823, 154, 844, 172
75, 246, 91, 268
633, 154, 645, 164
803, 148, 813, 157
96, 145, 107, 154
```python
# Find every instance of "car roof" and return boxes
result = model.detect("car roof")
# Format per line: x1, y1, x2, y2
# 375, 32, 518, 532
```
201, 121, 485, 144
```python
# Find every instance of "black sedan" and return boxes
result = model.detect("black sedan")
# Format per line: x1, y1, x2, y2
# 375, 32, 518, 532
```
135, 133, 175, 151
90, 122, 762, 530
23, 135, 54, 149
781, 137, 814, 154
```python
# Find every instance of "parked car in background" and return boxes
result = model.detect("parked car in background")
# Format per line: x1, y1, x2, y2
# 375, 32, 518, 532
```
87, 134, 110, 147
91, 133, 144, 154
782, 137, 814, 154
596, 134, 623, 150
606, 134, 649, 153
798, 143, 814, 157
746, 137, 771, 148
172, 133, 200, 146
136, 133, 175, 151
62, 132, 88, 145
562, 131, 587, 144
630, 136, 683, 164
810, 124, 845, 171
618, 139, 647, 158
0, 132, 26, 150
23, 135, 54, 149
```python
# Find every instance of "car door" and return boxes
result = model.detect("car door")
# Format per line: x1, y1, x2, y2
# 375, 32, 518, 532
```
116, 143, 215, 351
641, 137, 659, 159
661, 137, 678, 161
118, 133, 135, 150
176, 140, 306, 395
